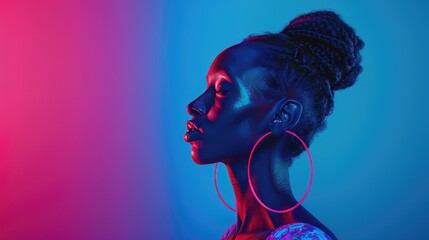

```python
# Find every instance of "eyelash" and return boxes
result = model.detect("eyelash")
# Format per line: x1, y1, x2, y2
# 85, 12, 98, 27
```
215, 88, 227, 96
213, 79, 229, 97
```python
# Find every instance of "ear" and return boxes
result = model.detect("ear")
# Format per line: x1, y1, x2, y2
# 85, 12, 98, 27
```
269, 99, 303, 136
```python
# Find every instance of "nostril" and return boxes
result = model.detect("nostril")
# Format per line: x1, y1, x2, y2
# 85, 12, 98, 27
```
187, 102, 206, 116
192, 105, 206, 115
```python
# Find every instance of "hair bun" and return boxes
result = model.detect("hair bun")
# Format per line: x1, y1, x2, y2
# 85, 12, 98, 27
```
282, 10, 364, 91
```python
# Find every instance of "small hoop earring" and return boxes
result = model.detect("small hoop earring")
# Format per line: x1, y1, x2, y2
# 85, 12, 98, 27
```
248, 130, 314, 213
214, 130, 314, 213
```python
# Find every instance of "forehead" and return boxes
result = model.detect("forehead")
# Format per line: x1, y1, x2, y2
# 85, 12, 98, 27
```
208, 41, 275, 79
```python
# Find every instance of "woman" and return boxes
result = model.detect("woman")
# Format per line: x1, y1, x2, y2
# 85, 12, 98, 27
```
184, 10, 363, 240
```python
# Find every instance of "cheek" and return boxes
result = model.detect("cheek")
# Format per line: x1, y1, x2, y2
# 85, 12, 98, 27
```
229, 105, 271, 149
206, 100, 223, 121
215, 108, 263, 154
231, 105, 267, 134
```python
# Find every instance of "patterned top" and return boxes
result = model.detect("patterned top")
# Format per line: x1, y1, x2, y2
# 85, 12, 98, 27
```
221, 222, 332, 240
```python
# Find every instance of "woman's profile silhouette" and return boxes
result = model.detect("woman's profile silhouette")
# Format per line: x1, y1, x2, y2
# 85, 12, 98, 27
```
184, 10, 363, 240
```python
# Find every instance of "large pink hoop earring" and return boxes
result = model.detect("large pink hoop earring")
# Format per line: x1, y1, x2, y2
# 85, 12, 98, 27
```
214, 130, 314, 213
248, 130, 314, 213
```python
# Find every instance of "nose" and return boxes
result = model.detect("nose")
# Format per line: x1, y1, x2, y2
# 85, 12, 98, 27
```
186, 98, 207, 116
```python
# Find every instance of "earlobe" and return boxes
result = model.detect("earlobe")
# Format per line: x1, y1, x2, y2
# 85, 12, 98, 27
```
270, 99, 302, 136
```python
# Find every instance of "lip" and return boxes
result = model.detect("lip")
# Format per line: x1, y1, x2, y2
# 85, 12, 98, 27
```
187, 121, 204, 133
184, 120, 204, 142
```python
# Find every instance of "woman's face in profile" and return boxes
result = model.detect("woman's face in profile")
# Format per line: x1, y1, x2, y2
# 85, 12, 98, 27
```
185, 42, 279, 164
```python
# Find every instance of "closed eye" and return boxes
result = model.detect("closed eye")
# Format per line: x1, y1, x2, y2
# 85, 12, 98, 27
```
215, 79, 231, 97
215, 89, 227, 96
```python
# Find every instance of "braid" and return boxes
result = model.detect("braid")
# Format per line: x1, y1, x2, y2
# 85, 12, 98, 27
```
283, 10, 364, 91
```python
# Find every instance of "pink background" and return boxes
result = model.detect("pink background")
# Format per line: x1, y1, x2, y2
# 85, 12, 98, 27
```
0, 1, 172, 239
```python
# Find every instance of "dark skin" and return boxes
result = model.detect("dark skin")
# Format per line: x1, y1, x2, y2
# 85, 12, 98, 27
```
185, 41, 337, 240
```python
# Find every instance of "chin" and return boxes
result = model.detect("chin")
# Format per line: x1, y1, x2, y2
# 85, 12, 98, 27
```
190, 147, 220, 165
190, 150, 212, 165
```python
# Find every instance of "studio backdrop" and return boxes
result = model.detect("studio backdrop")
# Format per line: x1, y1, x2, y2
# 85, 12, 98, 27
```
0, 0, 428, 239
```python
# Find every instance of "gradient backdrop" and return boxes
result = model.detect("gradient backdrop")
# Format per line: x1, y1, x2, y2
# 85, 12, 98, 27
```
0, 0, 428, 239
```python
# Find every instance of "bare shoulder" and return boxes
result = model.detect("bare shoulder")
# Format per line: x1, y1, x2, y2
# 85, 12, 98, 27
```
266, 223, 333, 240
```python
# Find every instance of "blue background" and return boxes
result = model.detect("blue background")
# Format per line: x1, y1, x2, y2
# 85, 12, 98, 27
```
160, 0, 429, 239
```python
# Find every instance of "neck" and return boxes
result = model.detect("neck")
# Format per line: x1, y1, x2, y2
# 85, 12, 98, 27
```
224, 141, 299, 236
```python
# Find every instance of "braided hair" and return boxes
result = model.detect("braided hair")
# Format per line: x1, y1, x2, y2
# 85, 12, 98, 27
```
243, 10, 364, 158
